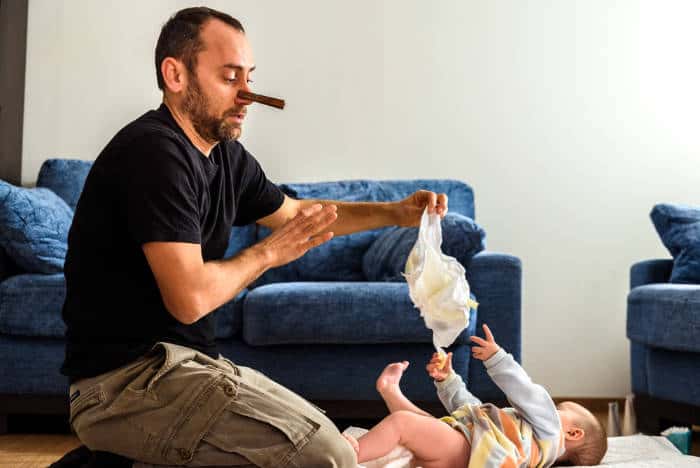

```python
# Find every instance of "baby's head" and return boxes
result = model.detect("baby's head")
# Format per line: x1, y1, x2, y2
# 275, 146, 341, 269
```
556, 401, 607, 466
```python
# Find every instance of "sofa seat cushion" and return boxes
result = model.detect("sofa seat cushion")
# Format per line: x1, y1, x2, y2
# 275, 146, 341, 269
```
242, 281, 477, 346
0, 273, 67, 337
627, 284, 700, 352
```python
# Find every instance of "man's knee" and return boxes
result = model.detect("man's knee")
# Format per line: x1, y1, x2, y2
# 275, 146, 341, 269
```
292, 421, 357, 468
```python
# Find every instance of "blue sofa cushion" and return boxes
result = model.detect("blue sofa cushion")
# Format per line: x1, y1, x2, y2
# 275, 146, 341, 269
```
36, 159, 92, 210
0, 273, 67, 337
254, 180, 475, 285
650, 204, 700, 284
362, 213, 486, 281
242, 281, 477, 345
627, 284, 700, 353
0, 180, 73, 274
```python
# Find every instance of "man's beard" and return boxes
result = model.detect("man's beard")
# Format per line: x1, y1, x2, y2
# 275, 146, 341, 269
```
182, 76, 242, 143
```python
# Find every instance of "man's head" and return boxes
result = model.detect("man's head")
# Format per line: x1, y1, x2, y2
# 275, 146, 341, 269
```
155, 7, 255, 143
556, 401, 607, 465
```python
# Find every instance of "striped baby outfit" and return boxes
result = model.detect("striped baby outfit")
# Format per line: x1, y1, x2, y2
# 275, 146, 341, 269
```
435, 349, 565, 468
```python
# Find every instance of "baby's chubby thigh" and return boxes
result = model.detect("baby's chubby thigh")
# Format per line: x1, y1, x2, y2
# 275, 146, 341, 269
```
393, 411, 470, 468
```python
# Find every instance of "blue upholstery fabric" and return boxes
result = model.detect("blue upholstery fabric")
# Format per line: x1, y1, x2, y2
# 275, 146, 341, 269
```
243, 281, 477, 345
212, 289, 248, 338
627, 284, 700, 353
0, 180, 73, 273
362, 213, 486, 281
0, 247, 19, 282
254, 180, 475, 285
36, 158, 92, 210
630, 259, 673, 289
646, 347, 700, 407
224, 225, 257, 258
651, 204, 700, 284
628, 257, 700, 409
0, 337, 67, 394
0, 274, 66, 337
465, 251, 522, 399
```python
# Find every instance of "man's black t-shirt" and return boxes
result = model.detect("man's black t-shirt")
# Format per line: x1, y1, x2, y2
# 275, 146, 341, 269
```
61, 104, 284, 382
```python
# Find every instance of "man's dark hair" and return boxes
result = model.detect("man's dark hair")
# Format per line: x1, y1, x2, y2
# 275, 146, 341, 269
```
155, 7, 244, 90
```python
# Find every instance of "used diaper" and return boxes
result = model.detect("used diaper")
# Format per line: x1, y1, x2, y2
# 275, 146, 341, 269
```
403, 208, 477, 356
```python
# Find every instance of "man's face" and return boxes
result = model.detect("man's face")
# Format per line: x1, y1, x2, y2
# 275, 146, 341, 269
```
182, 19, 255, 143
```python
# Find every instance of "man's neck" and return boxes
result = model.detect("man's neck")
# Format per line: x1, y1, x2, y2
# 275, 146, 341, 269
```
163, 98, 217, 157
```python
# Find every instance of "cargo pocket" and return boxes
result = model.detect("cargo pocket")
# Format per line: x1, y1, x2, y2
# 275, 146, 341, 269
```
203, 380, 320, 467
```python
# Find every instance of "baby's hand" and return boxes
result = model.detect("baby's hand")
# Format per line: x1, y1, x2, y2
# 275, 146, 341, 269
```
470, 324, 500, 361
426, 352, 453, 382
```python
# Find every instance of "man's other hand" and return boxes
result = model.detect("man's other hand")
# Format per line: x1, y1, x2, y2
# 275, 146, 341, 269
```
255, 203, 337, 269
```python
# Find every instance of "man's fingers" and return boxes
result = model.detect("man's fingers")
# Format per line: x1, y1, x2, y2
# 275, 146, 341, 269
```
424, 191, 438, 214
305, 231, 334, 250
300, 203, 324, 217
436, 193, 448, 217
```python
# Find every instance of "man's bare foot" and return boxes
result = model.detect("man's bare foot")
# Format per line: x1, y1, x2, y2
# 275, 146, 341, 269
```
376, 361, 409, 394
342, 433, 359, 457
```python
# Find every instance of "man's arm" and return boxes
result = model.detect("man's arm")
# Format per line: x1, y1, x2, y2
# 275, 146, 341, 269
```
257, 190, 449, 236
143, 204, 337, 324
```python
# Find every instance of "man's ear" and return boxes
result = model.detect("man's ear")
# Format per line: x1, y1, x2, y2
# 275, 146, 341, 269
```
160, 57, 188, 93
565, 427, 585, 442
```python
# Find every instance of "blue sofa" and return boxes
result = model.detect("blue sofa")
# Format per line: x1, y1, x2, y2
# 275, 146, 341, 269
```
0, 158, 522, 431
627, 259, 700, 433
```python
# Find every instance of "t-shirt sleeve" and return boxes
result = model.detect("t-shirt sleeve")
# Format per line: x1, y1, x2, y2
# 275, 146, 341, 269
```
233, 148, 284, 226
123, 135, 202, 245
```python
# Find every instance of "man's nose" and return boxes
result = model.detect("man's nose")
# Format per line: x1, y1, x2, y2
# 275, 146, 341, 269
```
235, 81, 254, 105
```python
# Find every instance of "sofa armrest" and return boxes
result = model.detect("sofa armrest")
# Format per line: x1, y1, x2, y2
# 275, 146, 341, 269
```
630, 259, 673, 289
465, 251, 522, 401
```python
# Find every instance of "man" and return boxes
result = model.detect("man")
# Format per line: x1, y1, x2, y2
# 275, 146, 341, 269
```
61, 7, 448, 468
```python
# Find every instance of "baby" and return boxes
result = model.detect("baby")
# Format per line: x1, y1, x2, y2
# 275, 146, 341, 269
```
343, 324, 607, 467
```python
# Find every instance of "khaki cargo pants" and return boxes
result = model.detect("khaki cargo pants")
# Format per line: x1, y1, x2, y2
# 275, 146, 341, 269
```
68, 342, 356, 467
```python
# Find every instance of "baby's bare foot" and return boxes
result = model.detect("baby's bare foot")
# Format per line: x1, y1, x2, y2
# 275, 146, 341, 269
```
376, 361, 409, 394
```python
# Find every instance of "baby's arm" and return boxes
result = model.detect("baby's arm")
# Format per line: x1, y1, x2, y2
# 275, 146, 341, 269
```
427, 352, 482, 413
472, 325, 561, 440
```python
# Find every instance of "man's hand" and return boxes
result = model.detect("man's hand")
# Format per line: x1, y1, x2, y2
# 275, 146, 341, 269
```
255, 203, 338, 269
426, 351, 453, 382
470, 324, 500, 362
396, 190, 448, 227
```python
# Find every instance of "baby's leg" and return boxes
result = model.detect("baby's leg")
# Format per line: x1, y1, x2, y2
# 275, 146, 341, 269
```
356, 410, 470, 467
376, 361, 431, 416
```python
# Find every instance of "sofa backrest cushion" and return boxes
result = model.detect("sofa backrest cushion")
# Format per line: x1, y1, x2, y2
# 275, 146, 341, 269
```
0, 180, 73, 273
362, 212, 486, 282
254, 180, 474, 284
651, 203, 700, 284
37, 159, 93, 210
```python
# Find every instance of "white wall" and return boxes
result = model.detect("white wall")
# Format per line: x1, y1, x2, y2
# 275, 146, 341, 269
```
23, 0, 700, 397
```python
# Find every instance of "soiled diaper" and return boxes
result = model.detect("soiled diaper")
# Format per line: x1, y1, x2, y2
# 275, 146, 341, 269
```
403, 208, 477, 354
